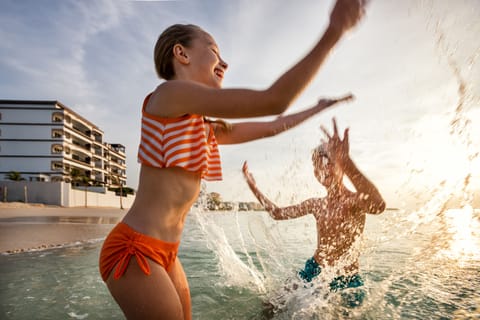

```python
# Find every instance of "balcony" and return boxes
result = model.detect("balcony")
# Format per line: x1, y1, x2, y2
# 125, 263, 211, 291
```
52, 112, 64, 123
93, 131, 103, 143
71, 138, 91, 152
71, 119, 91, 138
71, 150, 91, 165
109, 143, 126, 154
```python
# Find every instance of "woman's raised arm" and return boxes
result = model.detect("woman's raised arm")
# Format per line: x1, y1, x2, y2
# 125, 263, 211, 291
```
150, 0, 365, 119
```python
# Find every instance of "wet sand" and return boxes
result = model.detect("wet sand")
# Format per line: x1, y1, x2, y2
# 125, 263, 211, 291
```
0, 203, 126, 253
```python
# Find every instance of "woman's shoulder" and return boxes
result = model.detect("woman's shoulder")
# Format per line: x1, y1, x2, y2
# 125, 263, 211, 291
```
156, 79, 207, 93
149, 80, 209, 118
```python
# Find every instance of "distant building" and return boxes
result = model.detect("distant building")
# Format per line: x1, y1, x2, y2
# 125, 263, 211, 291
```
0, 99, 126, 187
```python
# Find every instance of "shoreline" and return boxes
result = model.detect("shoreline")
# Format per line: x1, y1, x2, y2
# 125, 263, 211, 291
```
0, 202, 126, 254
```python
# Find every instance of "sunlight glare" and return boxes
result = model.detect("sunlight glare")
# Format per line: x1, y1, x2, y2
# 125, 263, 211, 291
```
440, 205, 480, 264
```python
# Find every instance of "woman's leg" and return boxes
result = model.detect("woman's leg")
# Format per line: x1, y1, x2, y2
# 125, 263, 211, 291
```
106, 257, 183, 320
168, 258, 192, 320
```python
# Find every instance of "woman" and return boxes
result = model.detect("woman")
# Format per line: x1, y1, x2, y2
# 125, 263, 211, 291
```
99, 1, 365, 318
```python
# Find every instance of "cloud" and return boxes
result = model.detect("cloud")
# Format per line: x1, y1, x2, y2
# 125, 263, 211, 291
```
0, 0, 132, 101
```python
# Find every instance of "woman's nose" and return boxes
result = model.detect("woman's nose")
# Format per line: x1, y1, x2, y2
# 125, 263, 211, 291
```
220, 58, 228, 71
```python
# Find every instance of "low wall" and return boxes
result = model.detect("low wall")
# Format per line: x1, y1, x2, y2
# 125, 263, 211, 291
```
67, 186, 134, 208
0, 181, 62, 205
0, 181, 134, 208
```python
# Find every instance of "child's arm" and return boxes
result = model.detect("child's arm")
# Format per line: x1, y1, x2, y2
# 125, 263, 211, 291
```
242, 162, 320, 220
322, 118, 386, 214
342, 157, 385, 214
216, 94, 353, 144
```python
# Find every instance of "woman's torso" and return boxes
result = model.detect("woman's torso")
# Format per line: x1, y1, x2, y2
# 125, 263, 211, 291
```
122, 91, 223, 243
122, 165, 201, 243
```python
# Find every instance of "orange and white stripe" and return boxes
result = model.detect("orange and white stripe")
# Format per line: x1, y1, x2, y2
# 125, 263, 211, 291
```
137, 97, 222, 181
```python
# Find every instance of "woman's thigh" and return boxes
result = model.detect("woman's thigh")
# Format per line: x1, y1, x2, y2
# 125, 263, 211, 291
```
168, 258, 192, 320
106, 257, 183, 320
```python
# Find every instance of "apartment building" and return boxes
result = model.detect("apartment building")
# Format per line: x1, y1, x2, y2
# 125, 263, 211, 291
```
0, 99, 126, 188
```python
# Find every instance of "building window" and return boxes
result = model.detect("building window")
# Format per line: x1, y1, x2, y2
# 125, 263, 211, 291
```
51, 161, 63, 171
51, 144, 63, 154
65, 146, 71, 155
52, 112, 63, 122
52, 129, 63, 138
0, 112, 2, 120
29, 177, 45, 182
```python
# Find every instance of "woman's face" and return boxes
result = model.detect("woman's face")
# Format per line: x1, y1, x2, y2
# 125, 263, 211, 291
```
186, 31, 228, 88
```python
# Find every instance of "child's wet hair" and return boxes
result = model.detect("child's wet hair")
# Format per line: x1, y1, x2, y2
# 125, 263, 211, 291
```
154, 24, 204, 80
312, 145, 328, 161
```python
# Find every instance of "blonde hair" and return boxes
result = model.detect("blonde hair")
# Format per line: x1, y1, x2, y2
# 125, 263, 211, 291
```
154, 25, 231, 131
154, 24, 204, 80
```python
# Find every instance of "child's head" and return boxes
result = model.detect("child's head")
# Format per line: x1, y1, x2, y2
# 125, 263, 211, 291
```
154, 24, 228, 88
311, 144, 342, 187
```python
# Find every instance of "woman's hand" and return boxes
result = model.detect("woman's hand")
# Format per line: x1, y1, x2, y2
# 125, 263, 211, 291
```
314, 93, 354, 112
329, 0, 366, 35
275, 93, 354, 120
321, 118, 350, 169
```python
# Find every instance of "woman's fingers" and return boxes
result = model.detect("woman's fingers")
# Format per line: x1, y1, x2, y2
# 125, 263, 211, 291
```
336, 93, 354, 103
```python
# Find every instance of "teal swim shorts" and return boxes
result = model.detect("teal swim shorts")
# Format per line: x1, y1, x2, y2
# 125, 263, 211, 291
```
298, 257, 364, 291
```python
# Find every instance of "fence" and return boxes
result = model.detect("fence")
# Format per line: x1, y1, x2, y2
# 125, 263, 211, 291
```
0, 181, 134, 208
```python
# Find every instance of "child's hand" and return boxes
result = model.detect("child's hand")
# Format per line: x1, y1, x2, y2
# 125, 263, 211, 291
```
321, 118, 350, 168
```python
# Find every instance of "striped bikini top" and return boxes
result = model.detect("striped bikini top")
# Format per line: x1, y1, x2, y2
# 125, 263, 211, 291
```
137, 94, 222, 181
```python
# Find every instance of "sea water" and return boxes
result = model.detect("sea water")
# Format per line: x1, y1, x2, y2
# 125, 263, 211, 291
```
1, 207, 479, 319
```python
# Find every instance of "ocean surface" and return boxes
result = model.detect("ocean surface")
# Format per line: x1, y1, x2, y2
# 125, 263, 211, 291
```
1, 206, 479, 319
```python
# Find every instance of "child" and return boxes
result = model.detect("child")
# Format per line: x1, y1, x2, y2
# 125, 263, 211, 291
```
242, 118, 385, 295
99, 1, 365, 319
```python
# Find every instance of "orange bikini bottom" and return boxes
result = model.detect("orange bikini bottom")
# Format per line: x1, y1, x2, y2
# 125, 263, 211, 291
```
99, 222, 180, 281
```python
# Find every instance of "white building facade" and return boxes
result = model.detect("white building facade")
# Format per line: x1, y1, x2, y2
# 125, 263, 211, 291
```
0, 100, 127, 188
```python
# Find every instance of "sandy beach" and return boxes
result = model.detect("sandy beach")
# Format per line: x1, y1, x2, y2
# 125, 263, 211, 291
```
0, 202, 126, 253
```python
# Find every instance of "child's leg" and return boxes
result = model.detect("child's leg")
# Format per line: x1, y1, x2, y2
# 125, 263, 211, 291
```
168, 258, 192, 320
106, 257, 183, 319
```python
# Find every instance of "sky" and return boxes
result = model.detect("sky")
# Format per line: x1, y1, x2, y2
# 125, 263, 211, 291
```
1, 0, 479, 209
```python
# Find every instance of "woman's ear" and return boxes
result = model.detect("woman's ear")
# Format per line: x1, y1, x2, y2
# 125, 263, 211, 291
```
172, 44, 190, 65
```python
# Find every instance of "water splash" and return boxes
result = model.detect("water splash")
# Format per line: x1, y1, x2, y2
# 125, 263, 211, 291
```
423, 0, 480, 201
189, 3, 480, 318
192, 193, 267, 293
357, 3, 480, 318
